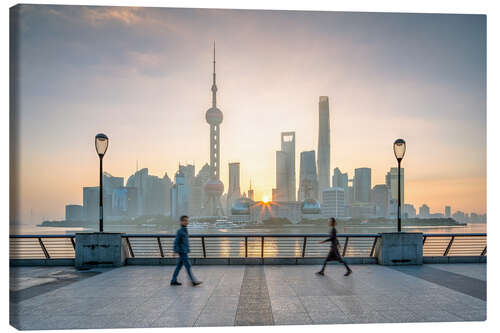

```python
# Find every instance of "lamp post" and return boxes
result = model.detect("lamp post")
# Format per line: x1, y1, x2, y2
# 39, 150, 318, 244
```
95, 134, 109, 232
393, 139, 406, 232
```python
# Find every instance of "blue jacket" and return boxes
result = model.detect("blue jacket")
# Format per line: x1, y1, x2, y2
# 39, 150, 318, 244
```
173, 226, 190, 254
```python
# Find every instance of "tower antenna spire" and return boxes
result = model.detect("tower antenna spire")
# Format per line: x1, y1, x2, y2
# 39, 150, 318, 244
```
211, 41, 217, 107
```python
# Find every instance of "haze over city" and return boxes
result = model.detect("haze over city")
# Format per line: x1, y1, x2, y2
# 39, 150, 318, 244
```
12, 5, 486, 223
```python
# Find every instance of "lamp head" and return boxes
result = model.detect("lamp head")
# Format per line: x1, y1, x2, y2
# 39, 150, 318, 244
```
393, 138, 406, 161
95, 133, 109, 157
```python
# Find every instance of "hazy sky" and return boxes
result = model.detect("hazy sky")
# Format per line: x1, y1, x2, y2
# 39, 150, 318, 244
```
12, 5, 486, 223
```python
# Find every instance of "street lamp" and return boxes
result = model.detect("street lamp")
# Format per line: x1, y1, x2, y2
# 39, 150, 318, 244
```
95, 133, 109, 232
393, 138, 406, 232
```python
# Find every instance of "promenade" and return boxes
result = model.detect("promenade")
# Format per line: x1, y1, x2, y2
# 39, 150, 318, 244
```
10, 263, 486, 330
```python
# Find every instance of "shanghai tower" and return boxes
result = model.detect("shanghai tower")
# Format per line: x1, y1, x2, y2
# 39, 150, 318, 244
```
317, 96, 331, 202
204, 42, 224, 216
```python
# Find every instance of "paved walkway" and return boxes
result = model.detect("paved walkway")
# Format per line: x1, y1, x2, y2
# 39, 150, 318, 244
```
10, 263, 486, 329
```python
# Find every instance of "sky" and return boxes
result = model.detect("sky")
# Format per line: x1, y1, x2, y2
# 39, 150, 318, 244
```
11, 5, 486, 223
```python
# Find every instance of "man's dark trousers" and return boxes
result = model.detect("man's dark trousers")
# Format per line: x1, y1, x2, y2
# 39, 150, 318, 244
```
171, 252, 195, 283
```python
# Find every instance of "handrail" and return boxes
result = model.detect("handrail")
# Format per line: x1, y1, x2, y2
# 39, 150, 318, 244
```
9, 232, 486, 238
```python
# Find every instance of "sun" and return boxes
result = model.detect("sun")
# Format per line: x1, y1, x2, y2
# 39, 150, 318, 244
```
262, 196, 270, 203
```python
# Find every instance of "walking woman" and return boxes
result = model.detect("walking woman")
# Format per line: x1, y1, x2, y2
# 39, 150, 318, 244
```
316, 217, 352, 276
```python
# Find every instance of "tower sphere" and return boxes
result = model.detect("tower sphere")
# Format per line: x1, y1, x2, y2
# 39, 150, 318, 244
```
206, 107, 223, 124
204, 178, 224, 196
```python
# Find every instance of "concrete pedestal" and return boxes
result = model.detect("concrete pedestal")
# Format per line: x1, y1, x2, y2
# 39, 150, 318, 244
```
75, 232, 126, 269
376, 232, 423, 265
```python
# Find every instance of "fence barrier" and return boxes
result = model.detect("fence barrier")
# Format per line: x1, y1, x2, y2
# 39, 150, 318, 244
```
10, 233, 486, 260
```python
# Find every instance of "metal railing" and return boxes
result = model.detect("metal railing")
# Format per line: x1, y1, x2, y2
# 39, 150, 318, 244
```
10, 233, 486, 260
123, 233, 379, 259
10, 235, 75, 259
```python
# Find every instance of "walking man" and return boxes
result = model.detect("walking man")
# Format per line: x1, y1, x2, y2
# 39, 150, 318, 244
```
316, 217, 352, 276
170, 215, 202, 286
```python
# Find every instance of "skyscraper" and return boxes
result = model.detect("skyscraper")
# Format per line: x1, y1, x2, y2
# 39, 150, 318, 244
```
247, 181, 255, 201
317, 96, 331, 201
372, 184, 390, 218
171, 169, 188, 220
419, 204, 430, 218
387, 167, 405, 214
332, 167, 348, 205
298, 150, 318, 201
83, 186, 99, 221
445, 205, 451, 218
322, 187, 345, 218
204, 42, 224, 216
354, 168, 371, 203
274, 132, 296, 201
227, 162, 241, 213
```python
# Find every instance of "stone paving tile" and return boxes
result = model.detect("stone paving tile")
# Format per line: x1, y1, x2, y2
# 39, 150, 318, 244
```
195, 310, 236, 326
430, 264, 487, 281
10, 264, 487, 329
273, 310, 312, 325
270, 296, 307, 313
307, 310, 351, 324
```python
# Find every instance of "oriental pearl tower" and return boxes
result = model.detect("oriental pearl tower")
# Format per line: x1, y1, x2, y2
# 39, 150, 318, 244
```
204, 42, 225, 217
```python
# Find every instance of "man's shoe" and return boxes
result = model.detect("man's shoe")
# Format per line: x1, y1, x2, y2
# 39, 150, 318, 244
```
316, 271, 325, 276
344, 269, 352, 277
170, 281, 182, 286
192, 281, 202, 286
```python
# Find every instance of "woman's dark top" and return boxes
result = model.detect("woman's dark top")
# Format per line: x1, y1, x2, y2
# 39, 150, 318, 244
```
324, 227, 340, 248
324, 227, 341, 261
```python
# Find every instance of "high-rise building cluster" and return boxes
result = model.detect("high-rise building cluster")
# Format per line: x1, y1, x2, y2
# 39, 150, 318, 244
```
62, 45, 483, 226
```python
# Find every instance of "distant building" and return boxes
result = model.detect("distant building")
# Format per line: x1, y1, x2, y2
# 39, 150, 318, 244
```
163, 173, 173, 216
298, 150, 319, 201
301, 199, 322, 220
386, 167, 405, 214
372, 184, 390, 218
65, 205, 83, 221
275, 132, 296, 202
112, 187, 138, 217
250, 201, 302, 224
332, 168, 348, 201
247, 181, 255, 201
419, 204, 430, 218
350, 202, 375, 219
452, 211, 466, 223
227, 162, 241, 214
83, 187, 99, 221
171, 170, 189, 220
404, 204, 417, 218
321, 187, 345, 218
354, 168, 371, 203
317, 96, 331, 201
103, 172, 124, 196
445, 206, 451, 218
230, 197, 253, 223
126, 168, 168, 216
191, 163, 211, 216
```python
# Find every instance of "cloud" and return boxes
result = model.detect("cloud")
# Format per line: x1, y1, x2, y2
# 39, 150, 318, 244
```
81, 6, 143, 26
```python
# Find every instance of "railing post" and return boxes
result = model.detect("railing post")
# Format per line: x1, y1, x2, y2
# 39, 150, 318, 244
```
245, 236, 248, 258
342, 237, 349, 257
202, 236, 206, 258
302, 236, 307, 258
125, 236, 135, 258
261, 236, 264, 258
70, 237, 76, 250
157, 237, 164, 258
481, 246, 487, 256
444, 236, 455, 256
38, 238, 50, 259
369, 237, 378, 257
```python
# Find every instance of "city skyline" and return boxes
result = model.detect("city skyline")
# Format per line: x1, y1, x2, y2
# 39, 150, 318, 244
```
12, 6, 486, 223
